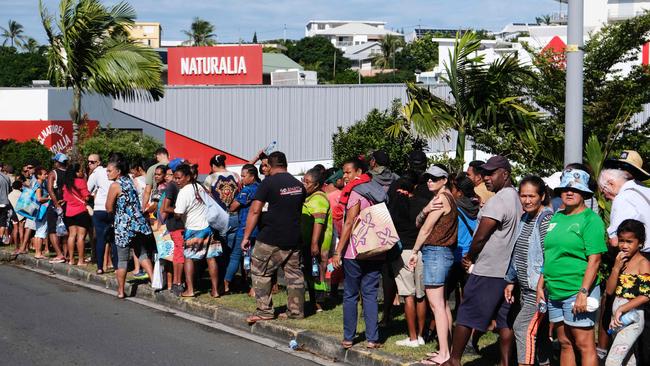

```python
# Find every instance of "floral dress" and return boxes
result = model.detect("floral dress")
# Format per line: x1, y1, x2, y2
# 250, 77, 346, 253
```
114, 176, 152, 248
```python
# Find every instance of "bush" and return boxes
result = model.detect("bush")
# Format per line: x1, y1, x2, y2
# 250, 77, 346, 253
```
78, 128, 162, 165
0, 139, 53, 170
332, 100, 426, 175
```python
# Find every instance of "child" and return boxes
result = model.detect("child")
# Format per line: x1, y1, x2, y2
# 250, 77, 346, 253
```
605, 219, 650, 366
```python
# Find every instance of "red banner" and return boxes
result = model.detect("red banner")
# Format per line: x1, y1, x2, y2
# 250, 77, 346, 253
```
0, 120, 97, 153
167, 45, 263, 86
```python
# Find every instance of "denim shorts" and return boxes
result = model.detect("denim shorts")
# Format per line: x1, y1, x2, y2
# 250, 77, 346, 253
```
421, 245, 454, 286
548, 285, 600, 327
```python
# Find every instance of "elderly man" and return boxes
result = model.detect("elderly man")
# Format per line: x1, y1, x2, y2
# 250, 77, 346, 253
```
599, 150, 650, 250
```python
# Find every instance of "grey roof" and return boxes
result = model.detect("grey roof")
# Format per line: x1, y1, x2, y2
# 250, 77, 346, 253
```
262, 53, 303, 74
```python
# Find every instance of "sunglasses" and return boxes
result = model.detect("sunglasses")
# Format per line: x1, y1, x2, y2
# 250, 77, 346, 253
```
87, 160, 98, 164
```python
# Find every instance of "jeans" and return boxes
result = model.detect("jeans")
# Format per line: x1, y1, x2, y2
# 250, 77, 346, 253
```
343, 258, 382, 343
92, 211, 111, 271
224, 232, 247, 282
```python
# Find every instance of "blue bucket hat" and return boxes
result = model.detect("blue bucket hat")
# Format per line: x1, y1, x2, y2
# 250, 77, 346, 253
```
168, 158, 186, 172
554, 168, 594, 198
52, 152, 69, 163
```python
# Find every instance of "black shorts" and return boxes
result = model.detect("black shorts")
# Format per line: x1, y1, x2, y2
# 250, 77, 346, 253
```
456, 274, 513, 332
46, 205, 59, 234
0, 206, 9, 228
63, 211, 92, 230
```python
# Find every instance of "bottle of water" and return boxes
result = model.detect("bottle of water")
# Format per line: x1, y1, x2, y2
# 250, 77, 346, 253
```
608, 311, 641, 335
311, 257, 319, 277
243, 250, 251, 271
538, 300, 547, 314
263, 141, 277, 155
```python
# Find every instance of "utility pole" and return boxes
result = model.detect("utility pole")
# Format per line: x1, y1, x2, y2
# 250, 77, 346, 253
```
564, 0, 584, 165
283, 24, 286, 43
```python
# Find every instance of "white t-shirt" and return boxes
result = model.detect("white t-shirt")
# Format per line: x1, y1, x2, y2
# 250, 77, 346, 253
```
87, 166, 112, 211
174, 183, 209, 230
608, 180, 650, 252
131, 175, 146, 206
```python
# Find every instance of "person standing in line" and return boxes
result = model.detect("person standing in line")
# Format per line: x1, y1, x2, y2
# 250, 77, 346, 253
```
62, 163, 91, 265
130, 160, 147, 206
0, 164, 12, 247
142, 148, 169, 213
442, 156, 522, 366
160, 164, 186, 296
331, 158, 387, 350
17, 164, 36, 250
241, 152, 306, 324
46, 153, 69, 263
105, 157, 154, 299
31, 168, 50, 259
537, 167, 607, 366
503, 176, 553, 366
226, 164, 261, 295
87, 154, 113, 274
466, 160, 494, 207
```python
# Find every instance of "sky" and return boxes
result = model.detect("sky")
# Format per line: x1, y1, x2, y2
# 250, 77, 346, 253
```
1, 0, 563, 44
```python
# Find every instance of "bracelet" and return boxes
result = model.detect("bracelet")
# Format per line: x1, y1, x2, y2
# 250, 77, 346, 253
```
332, 253, 341, 257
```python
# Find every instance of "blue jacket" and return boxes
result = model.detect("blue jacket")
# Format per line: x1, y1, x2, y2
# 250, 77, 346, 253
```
505, 207, 553, 290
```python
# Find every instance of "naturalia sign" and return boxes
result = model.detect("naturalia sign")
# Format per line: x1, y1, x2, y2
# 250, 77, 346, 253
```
168, 45, 263, 85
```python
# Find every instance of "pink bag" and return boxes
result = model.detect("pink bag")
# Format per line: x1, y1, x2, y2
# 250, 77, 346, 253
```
349, 202, 399, 259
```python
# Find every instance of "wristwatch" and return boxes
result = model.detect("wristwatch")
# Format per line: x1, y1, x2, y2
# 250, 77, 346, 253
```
579, 287, 589, 295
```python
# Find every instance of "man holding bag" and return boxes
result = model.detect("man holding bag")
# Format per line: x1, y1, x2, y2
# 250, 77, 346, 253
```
332, 158, 388, 350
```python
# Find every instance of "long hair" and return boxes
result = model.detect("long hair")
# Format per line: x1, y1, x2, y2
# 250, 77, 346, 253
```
63, 163, 82, 192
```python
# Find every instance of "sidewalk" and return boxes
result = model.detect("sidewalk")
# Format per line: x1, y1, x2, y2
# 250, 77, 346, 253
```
0, 248, 497, 366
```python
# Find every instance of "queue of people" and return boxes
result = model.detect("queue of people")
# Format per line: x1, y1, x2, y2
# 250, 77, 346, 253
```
0, 146, 649, 366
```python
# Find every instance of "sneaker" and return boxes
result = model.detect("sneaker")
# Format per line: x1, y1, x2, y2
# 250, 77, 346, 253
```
132, 271, 149, 280
395, 338, 420, 348
417, 336, 425, 346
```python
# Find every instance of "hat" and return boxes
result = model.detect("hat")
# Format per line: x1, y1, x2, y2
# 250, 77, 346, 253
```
426, 165, 449, 178
371, 150, 390, 167
554, 168, 594, 198
603, 150, 650, 181
168, 158, 185, 172
480, 155, 511, 172
52, 153, 69, 163
408, 150, 428, 168
325, 169, 343, 184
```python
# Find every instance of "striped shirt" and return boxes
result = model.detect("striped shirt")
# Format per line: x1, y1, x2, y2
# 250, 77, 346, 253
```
514, 212, 551, 300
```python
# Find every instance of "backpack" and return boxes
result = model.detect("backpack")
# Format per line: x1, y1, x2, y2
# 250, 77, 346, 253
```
454, 208, 478, 263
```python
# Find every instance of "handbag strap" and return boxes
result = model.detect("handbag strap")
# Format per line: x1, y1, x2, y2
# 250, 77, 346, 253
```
457, 208, 475, 236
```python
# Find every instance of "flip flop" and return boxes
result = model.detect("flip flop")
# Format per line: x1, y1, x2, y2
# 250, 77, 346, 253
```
246, 314, 274, 325
341, 340, 353, 349
33, 255, 47, 260
366, 342, 383, 349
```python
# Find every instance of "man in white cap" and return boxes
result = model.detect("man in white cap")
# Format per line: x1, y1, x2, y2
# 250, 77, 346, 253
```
598, 150, 650, 250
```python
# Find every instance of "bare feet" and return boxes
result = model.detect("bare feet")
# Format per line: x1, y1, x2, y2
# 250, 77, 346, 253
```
180, 290, 196, 298
210, 291, 220, 298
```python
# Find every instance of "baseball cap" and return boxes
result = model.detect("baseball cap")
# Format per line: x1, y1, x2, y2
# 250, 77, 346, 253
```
371, 150, 390, 167
480, 155, 511, 172
168, 158, 186, 172
52, 153, 69, 163
325, 169, 343, 184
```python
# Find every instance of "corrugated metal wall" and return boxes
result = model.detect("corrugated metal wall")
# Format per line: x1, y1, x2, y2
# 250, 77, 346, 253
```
114, 84, 455, 162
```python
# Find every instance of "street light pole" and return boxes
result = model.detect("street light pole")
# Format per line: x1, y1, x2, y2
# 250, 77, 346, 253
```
564, 0, 584, 165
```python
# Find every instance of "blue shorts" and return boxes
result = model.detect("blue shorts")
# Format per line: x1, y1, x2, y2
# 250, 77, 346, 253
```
421, 245, 454, 286
457, 274, 513, 332
548, 285, 600, 328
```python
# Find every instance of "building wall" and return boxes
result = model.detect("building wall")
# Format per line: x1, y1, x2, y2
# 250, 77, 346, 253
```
126, 22, 162, 48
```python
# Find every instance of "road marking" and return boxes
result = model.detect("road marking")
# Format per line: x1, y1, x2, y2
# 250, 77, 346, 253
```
14, 264, 344, 366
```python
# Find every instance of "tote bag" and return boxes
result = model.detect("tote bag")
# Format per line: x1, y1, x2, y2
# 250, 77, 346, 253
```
350, 202, 399, 260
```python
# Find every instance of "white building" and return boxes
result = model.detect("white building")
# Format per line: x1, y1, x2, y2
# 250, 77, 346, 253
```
343, 42, 382, 71
305, 20, 402, 51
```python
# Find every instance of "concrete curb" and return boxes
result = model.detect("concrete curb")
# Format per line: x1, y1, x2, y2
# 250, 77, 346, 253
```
1, 251, 417, 366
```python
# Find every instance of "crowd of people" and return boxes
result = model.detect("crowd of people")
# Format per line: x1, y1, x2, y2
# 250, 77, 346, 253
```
0, 146, 649, 366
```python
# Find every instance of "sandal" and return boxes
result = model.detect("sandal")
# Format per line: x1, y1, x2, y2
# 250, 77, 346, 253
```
246, 314, 274, 325
421, 356, 449, 365
278, 312, 304, 320
366, 342, 383, 349
341, 340, 353, 349
33, 255, 47, 260
96, 269, 104, 275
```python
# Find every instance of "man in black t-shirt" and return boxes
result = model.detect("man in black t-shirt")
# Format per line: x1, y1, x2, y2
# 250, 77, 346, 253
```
241, 151, 306, 323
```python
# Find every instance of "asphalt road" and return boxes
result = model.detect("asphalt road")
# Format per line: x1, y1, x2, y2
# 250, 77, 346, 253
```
0, 264, 318, 366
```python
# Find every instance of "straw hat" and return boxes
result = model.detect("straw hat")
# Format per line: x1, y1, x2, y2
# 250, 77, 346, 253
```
603, 150, 650, 181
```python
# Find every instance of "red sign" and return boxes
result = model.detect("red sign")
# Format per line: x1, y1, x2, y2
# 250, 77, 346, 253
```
164, 130, 247, 175
0, 120, 97, 153
167, 45, 263, 85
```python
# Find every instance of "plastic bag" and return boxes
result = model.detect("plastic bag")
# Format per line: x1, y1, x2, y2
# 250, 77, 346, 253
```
151, 255, 164, 290
56, 214, 68, 236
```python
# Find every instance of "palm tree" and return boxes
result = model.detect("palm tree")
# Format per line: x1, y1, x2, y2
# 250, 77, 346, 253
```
1, 20, 27, 48
21, 37, 40, 53
182, 17, 217, 46
536, 14, 552, 25
374, 34, 403, 70
40, 0, 164, 158
388, 31, 538, 166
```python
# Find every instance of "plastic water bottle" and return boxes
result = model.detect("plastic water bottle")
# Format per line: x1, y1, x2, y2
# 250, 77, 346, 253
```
325, 260, 334, 279
608, 311, 641, 335
311, 257, 319, 277
263, 141, 277, 155
289, 339, 298, 350
538, 300, 547, 314
243, 250, 251, 271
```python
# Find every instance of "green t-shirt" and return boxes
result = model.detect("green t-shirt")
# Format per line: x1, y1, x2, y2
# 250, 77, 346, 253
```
301, 191, 333, 252
543, 208, 607, 300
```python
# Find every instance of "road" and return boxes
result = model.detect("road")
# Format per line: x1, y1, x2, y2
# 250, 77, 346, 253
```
0, 264, 318, 366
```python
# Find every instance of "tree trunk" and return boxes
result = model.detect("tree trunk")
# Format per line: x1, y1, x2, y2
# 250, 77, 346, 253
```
69, 87, 82, 161
456, 126, 466, 168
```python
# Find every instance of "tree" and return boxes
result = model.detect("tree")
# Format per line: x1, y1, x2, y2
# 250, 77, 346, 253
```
373, 34, 404, 70
21, 38, 39, 53
40, 0, 164, 160
0, 46, 49, 86
391, 31, 538, 168
0, 139, 53, 170
395, 32, 439, 72
252, 31, 258, 43
535, 14, 552, 25
182, 17, 216, 46
332, 100, 426, 175
287, 36, 350, 82
1, 20, 26, 48
78, 127, 162, 164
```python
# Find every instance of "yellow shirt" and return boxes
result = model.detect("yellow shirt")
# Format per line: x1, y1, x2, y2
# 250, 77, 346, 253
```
474, 182, 495, 207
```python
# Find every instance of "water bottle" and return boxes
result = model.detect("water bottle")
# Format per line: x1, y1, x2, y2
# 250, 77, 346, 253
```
311, 257, 319, 277
608, 311, 641, 335
263, 141, 277, 155
289, 339, 298, 350
243, 250, 251, 271
325, 260, 334, 279
538, 300, 547, 314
